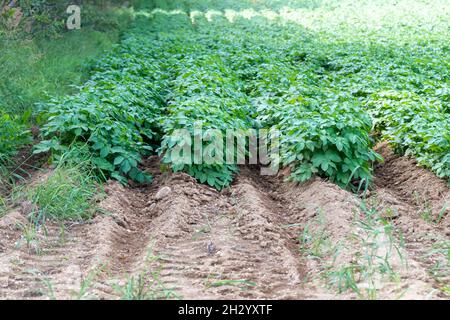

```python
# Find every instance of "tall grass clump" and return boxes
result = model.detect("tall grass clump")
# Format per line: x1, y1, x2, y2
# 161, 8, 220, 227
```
23, 149, 101, 222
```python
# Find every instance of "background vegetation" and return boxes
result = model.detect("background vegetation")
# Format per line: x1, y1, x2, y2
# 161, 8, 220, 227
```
34, 0, 450, 190
0, 0, 135, 187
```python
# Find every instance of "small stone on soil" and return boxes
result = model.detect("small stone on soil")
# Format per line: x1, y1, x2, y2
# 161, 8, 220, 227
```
154, 186, 172, 200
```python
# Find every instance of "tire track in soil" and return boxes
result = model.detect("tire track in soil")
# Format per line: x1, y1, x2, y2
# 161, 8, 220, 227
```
0, 151, 448, 299
0, 181, 155, 299
0, 219, 92, 299
137, 169, 306, 299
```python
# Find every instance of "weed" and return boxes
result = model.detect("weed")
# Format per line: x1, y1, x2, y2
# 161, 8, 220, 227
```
114, 270, 181, 300
112, 243, 181, 300
41, 278, 56, 300
421, 239, 450, 284
21, 152, 101, 222
312, 198, 408, 299
16, 222, 41, 255
300, 209, 334, 259
436, 203, 448, 224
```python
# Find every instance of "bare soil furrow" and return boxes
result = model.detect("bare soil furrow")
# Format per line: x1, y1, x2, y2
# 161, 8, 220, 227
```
0, 152, 448, 299
373, 144, 450, 295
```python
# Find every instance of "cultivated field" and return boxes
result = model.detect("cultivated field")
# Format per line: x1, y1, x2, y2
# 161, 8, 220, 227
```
0, 0, 449, 299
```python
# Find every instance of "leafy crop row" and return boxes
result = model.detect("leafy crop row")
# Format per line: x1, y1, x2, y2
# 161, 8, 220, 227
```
0, 111, 31, 170
368, 91, 450, 181
35, 10, 383, 189
35, 1, 450, 189
192, 16, 381, 187
158, 31, 256, 189
36, 26, 169, 184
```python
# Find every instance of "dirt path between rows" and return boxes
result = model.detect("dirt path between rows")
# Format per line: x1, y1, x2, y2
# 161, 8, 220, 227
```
372, 143, 449, 293
0, 148, 448, 299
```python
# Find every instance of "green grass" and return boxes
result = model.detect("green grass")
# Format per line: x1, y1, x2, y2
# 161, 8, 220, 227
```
0, 9, 134, 116
8, 148, 103, 223
300, 209, 335, 259
421, 239, 450, 288
16, 221, 42, 255
301, 199, 407, 299
28, 166, 99, 222
114, 271, 181, 300
0, 30, 115, 115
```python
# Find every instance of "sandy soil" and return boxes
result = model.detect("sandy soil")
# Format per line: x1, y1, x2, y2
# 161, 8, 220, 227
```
0, 147, 448, 300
